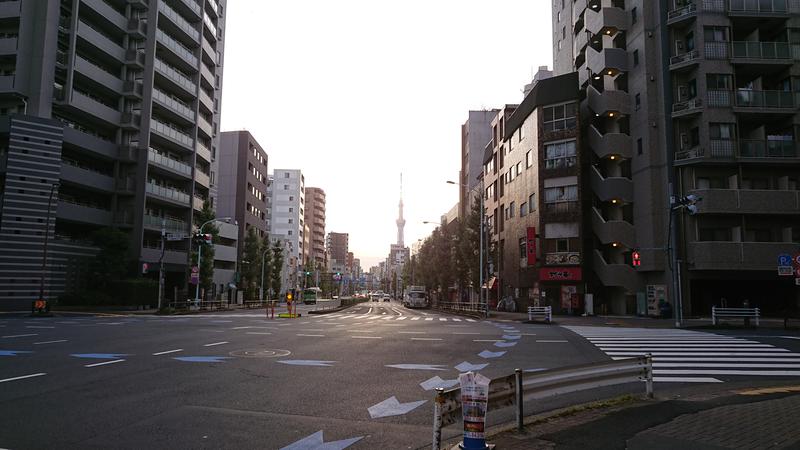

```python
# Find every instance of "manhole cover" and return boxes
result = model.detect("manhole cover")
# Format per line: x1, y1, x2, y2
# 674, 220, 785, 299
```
229, 349, 291, 358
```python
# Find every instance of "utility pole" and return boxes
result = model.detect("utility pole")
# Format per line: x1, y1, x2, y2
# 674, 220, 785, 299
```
36, 183, 59, 313
157, 218, 166, 310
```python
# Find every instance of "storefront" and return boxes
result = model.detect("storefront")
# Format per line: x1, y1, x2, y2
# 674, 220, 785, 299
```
539, 267, 583, 314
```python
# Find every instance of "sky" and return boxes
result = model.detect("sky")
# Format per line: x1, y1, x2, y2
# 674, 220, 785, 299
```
220, 0, 554, 269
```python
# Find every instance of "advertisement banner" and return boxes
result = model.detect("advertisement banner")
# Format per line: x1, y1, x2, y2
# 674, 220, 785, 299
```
526, 227, 536, 266
459, 371, 491, 449
539, 267, 582, 281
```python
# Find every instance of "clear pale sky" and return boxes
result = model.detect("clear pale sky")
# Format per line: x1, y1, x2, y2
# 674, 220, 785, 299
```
220, 1, 553, 269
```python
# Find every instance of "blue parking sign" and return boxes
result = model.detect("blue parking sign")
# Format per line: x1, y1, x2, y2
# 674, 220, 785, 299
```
778, 253, 792, 266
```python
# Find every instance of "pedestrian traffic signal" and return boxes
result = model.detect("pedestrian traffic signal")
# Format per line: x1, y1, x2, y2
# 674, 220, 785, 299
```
142, 262, 149, 274
202, 233, 212, 245
632, 250, 641, 267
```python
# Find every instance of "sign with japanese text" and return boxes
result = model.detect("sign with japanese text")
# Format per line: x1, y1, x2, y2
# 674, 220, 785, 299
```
539, 267, 582, 281
458, 371, 490, 448
526, 227, 536, 266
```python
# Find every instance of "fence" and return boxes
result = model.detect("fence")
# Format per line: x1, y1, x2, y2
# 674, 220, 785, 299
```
431, 355, 653, 449
435, 301, 488, 317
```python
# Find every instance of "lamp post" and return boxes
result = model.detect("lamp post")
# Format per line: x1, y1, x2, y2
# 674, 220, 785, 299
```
37, 182, 59, 312
194, 217, 232, 304
447, 179, 487, 318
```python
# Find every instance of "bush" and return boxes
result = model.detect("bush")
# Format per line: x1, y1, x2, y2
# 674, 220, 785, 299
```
57, 279, 157, 308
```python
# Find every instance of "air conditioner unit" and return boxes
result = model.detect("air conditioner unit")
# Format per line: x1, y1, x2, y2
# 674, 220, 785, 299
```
678, 85, 688, 101
675, 40, 684, 54
680, 133, 689, 150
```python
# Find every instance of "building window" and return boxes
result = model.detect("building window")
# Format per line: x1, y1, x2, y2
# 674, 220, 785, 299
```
544, 140, 577, 169
509, 201, 515, 218
289, 196, 294, 201
635, 93, 641, 110
519, 125, 524, 142
528, 193, 536, 210
562, 26, 566, 40
519, 238, 527, 259
285, 172, 290, 178
520, 202, 528, 217
516, 162, 522, 177
284, 185, 289, 190
289, 207, 293, 212
633, 49, 639, 66
637, 138, 643, 155
526, 150, 533, 168
288, 230, 292, 235
631, 7, 637, 24
543, 102, 577, 132
557, 239, 569, 252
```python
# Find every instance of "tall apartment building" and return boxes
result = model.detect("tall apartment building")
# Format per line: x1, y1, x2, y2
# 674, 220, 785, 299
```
304, 186, 326, 268
0, 0, 227, 309
460, 110, 498, 219
555, 0, 800, 315
326, 231, 348, 271
267, 169, 304, 290
217, 130, 269, 258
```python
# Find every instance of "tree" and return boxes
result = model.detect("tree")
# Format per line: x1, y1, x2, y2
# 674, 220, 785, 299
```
303, 259, 316, 288
89, 228, 131, 290
259, 235, 272, 300
270, 240, 284, 298
192, 200, 218, 300
241, 227, 261, 300
461, 194, 482, 296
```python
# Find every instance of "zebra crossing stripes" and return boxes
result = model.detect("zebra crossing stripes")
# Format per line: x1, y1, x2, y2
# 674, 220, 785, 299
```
310, 313, 477, 323
566, 326, 800, 383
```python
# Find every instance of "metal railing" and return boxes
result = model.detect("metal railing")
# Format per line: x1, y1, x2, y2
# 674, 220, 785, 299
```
670, 49, 699, 65
734, 90, 796, 108
729, 0, 789, 13
145, 182, 190, 204
435, 301, 487, 317
731, 41, 796, 60
143, 214, 187, 233
431, 356, 653, 449
148, 148, 192, 176
668, 3, 696, 20
150, 118, 194, 147
739, 139, 797, 158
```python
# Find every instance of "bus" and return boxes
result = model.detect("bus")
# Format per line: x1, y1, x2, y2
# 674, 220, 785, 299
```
403, 286, 428, 308
303, 287, 322, 304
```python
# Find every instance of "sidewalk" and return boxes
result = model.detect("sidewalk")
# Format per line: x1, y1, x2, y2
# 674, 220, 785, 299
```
479, 386, 800, 450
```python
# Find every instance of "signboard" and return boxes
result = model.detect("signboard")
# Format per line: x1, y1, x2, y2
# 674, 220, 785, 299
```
778, 253, 792, 267
779, 266, 794, 276
539, 267, 582, 281
796, 278, 800, 286
526, 227, 537, 266
647, 285, 667, 317
561, 285, 578, 309
190, 265, 199, 285
794, 253, 800, 267
458, 372, 490, 449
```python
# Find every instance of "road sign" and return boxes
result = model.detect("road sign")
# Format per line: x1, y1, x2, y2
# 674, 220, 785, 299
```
778, 253, 792, 266
190, 265, 199, 285
779, 266, 794, 276
166, 233, 188, 241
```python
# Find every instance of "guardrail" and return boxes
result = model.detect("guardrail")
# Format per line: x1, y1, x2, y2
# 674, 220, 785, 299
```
169, 300, 224, 311
527, 306, 552, 323
312, 298, 341, 311
435, 302, 488, 317
712, 306, 760, 326
431, 356, 653, 449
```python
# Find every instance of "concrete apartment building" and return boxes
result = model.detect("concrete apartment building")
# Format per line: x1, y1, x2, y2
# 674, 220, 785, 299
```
267, 169, 305, 292
217, 130, 269, 257
460, 110, 498, 220
481, 74, 583, 311
554, 0, 800, 315
304, 186, 326, 268
0, 0, 227, 309
326, 231, 348, 271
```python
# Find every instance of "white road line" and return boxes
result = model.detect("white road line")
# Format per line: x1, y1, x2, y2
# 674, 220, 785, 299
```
537, 340, 569, 343
412, 338, 443, 341
0, 373, 46, 383
382, 312, 387, 315
203, 341, 229, 347
454, 332, 480, 335
396, 317, 407, 321
381, 316, 393, 320
452, 318, 462, 322
351, 330, 376, 333
608, 352, 800, 357
2, 334, 37, 338
152, 349, 183, 356
246, 332, 272, 335
399, 331, 426, 334
474, 339, 501, 342
595, 343, 774, 348
654, 362, 800, 369
439, 318, 447, 321
351, 336, 382, 339
25, 326, 54, 329
600, 347, 789, 352
33, 340, 68, 345
425, 318, 433, 321
411, 317, 420, 321
85, 359, 125, 368
296, 334, 325, 337
299, 329, 324, 332
522, 333, 537, 336
367, 308, 372, 314
466, 319, 476, 322
654, 369, 800, 376
653, 377, 724, 383
652, 357, 800, 363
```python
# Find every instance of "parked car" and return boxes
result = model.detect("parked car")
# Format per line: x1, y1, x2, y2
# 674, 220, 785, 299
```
383, 294, 391, 302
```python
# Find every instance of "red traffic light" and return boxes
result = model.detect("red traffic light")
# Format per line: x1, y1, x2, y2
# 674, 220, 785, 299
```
203, 234, 212, 245
632, 251, 641, 267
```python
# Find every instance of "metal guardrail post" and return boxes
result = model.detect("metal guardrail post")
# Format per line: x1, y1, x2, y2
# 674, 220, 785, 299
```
432, 388, 444, 450
645, 353, 654, 399
515, 368, 524, 433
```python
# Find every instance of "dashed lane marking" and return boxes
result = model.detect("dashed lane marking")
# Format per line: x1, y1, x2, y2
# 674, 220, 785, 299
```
33, 340, 67, 345
473, 339, 502, 343
296, 334, 325, 337
411, 338, 443, 341
246, 332, 272, 335
0, 373, 46, 383
454, 332, 480, 335
85, 359, 125, 368
399, 331, 426, 334
536, 340, 569, 343
425, 318, 433, 321
203, 341, 229, 347
350, 336, 382, 339
25, 326, 54, 329
152, 349, 183, 356
2, 334, 37, 338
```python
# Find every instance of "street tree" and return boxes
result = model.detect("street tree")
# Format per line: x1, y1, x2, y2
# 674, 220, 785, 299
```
192, 200, 218, 300
270, 240, 284, 298
260, 235, 272, 299
89, 228, 131, 291
241, 227, 261, 300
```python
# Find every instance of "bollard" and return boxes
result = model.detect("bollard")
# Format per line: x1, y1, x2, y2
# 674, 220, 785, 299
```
432, 388, 444, 450
515, 368, 524, 433
645, 353, 654, 399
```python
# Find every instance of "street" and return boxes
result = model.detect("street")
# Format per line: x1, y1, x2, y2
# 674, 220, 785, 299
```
2, 303, 800, 449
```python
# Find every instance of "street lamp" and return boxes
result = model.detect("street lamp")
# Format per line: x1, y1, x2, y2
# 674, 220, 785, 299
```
447, 180, 487, 318
194, 217, 233, 304
36, 182, 59, 313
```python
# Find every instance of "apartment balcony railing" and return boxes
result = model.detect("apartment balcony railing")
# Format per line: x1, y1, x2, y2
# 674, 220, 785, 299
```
740, 139, 798, 158
668, 3, 697, 23
148, 147, 192, 176
152, 88, 195, 121
734, 90, 796, 109
203, 12, 217, 40
156, 29, 198, 67
150, 118, 194, 148
728, 0, 794, 14
177, 0, 202, 18
146, 182, 191, 204
675, 139, 798, 162
731, 41, 799, 61
144, 214, 188, 233
207, 0, 220, 17
671, 97, 703, 116
670, 49, 700, 66
124, 49, 145, 68
704, 41, 730, 59
154, 57, 197, 94
158, 1, 200, 42
702, 0, 727, 12
544, 201, 580, 214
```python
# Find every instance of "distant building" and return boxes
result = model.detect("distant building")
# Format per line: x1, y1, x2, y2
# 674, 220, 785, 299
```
304, 187, 326, 268
213, 221, 238, 302
460, 110, 498, 220
267, 169, 305, 291
326, 232, 348, 271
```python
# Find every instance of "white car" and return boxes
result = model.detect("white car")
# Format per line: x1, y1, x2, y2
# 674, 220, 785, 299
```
370, 291, 384, 302
383, 294, 391, 302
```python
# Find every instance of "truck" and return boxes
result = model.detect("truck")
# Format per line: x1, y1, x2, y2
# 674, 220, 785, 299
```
403, 285, 428, 308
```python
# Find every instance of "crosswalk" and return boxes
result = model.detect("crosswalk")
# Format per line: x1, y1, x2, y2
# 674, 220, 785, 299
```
566, 326, 800, 384
311, 313, 477, 323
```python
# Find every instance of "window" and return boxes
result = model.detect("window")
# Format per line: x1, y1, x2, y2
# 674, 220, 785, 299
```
519, 238, 527, 259
509, 201, 515, 218
526, 150, 533, 168
288, 230, 292, 235
631, 7, 637, 24
516, 162, 522, 177
557, 11, 561, 22
707, 74, 732, 90
704, 26, 728, 42
698, 227, 731, 241
285, 172, 290, 178
635, 93, 641, 110
519, 125, 524, 142
633, 49, 639, 66
637, 138, 643, 155
543, 102, 577, 132
520, 202, 528, 217
284, 184, 289, 190
709, 123, 734, 140
557, 239, 569, 253
528, 193, 536, 210
562, 26, 566, 40
289, 207, 293, 212
544, 140, 577, 169
289, 196, 294, 201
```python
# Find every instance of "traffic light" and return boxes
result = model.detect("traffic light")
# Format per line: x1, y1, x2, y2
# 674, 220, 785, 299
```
632, 250, 641, 267
202, 233, 212, 245
673, 194, 702, 215
286, 292, 293, 302
142, 262, 149, 274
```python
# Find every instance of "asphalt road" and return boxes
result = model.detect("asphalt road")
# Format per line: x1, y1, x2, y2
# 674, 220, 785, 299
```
1, 302, 799, 449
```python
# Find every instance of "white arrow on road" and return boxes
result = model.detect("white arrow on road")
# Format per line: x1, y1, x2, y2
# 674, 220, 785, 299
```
478, 350, 506, 359
455, 361, 489, 372
279, 430, 363, 450
420, 376, 459, 391
494, 341, 518, 348
278, 360, 336, 367
385, 364, 447, 371
368, 396, 427, 419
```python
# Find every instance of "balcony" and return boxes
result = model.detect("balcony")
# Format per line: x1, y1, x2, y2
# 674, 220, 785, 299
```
200, 62, 215, 86
116, 177, 136, 195
727, 0, 793, 16
201, 35, 216, 60
127, 0, 148, 9
203, 13, 218, 42
733, 90, 797, 112
158, 1, 200, 43
154, 57, 197, 96
587, 85, 630, 116
588, 125, 631, 159
689, 242, 797, 271
146, 182, 191, 205
144, 214, 188, 234
591, 208, 636, 248
586, 47, 628, 78
731, 41, 799, 64
207, 0, 220, 18
82, 0, 126, 30
214, 244, 237, 263
148, 148, 192, 177
593, 250, 641, 293
77, 21, 125, 61
127, 18, 147, 39
0, 36, 17, 55
60, 162, 115, 192
120, 112, 141, 130
193, 195, 205, 210
71, 90, 122, 125
196, 142, 212, 163
198, 88, 214, 112
122, 80, 143, 99
74, 55, 123, 92
585, 6, 628, 36
671, 98, 703, 117
740, 139, 799, 160
118, 144, 139, 162
150, 118, 194, 149
124, 49, 145, 68
175, 0, 202, 19
689, 188, 800, 214
544, 252, 582, 266
56, 200, 113, 226
195, 169, 210, 188
62, 126, 117, 159
669, 50, 700, 71
667, 3, 697, 24
590, 166, 633, 203
197, 115, 213, 138
152, 88, 195, 122
156, 29, 198, 68
0, 1, 20, 19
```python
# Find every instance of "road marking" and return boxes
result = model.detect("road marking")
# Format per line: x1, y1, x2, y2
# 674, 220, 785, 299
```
608, 352, 800, 357
351, 329, 376, 333
655, 369, 800, 376
203, 341, 229, 347
454, 332, 480, 335
537, 340, 568, 343
25, 326, 54, 329
439, 318, 447, 321
231, 326, 253, 330
466, 319, 476, 322
474, 339, 501, 343
655, 362, 800, 369
412, 338, 443, 341
399, 331, 426, 334
296, 334, 325, 337
452, 318, 462, 322
411, 317, 420, 321
246, 332, 272, 335
85, 359, 125, 368
600, 347, 788, 352
522, 333, 537, 336
425, 318, 433, 321
367, 308, 372, 314
382, 312, 387, 315
653, 377, 723, 383
350, 336, 382, 339
152, 349, 183, 356
33, 340, 67, 345
299, 329, 324, 332
0, 372, 46, 383
2, 334, 37, 338
396, 317, 407, 321
737, 385, 800, 396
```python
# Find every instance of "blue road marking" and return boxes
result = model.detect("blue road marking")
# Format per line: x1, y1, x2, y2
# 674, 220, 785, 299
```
71, 353, 129, 359
173, 356, 230, 363
0, 350, 32, 356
